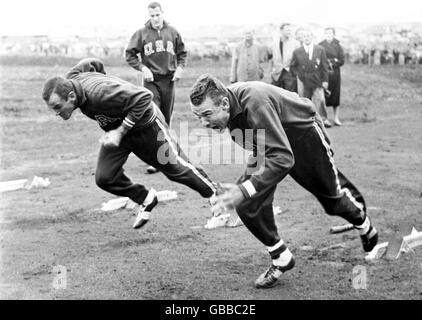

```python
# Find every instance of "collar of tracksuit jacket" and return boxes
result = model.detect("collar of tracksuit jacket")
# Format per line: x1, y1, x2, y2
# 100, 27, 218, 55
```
69, 79, 87, 109
145, 19, 170, 30
227, 88, 243, 123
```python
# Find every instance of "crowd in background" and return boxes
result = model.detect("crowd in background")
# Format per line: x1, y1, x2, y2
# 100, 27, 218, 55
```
349, 46, 422, 65
2, 24, 422, 66
229, 24, 345, 126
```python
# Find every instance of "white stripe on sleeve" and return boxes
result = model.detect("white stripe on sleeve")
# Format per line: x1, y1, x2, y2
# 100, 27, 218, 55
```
241, 180, 257, 197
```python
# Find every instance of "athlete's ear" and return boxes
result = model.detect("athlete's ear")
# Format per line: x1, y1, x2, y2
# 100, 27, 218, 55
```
221, 97, 230, 111
67, 91, 76, 103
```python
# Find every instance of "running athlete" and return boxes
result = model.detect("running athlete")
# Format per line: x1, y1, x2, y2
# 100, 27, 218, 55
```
42, 58, 217, 229
189, 74, 379, 289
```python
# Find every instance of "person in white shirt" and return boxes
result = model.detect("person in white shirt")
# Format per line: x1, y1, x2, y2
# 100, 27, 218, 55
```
270, 23, 301, 92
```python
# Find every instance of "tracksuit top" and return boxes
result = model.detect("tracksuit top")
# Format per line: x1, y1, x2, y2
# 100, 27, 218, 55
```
227, 81, 318, 198
125, 20, 187, 77
66, 58, 159, 132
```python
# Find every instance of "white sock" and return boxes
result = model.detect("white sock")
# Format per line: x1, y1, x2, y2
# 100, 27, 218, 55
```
272, 248, 293, 267
267, 240, 284, 253
355, 216, 370, 235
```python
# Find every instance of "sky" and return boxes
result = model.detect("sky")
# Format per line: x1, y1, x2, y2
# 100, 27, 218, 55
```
1, 0, 422, 36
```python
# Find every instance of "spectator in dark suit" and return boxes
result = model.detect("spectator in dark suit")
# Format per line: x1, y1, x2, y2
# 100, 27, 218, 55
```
319, 27, 345, 126
291, 27, 331, 127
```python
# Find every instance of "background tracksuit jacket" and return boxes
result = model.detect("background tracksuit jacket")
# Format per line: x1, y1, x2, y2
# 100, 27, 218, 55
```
125, 20, 187, 124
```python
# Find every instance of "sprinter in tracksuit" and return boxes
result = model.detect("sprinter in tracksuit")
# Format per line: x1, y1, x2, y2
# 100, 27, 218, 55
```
42, 58, 217, 230
189, 74, 379, 289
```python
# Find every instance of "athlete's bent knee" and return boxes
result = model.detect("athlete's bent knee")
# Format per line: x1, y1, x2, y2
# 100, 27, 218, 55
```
95, 173, 113, 191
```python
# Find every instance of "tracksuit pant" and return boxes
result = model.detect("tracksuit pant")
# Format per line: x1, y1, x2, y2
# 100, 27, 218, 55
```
95, 116, 216, 204
144, 76, 175, 126
236, 121, 367, 247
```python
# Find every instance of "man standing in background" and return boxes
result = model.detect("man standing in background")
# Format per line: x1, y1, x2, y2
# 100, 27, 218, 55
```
126, 2, 187, 173
271, 23, 300, 92
230, 30, 266, 83
291, 27, 332, 127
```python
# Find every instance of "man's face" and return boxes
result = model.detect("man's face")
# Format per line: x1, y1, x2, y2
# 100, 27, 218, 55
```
325, 29, 334, 42
244, 31, 254, 44
303, 30, 313, 45
149, 7, 164, 30
47, 92, 76, 120
281, 25, 292, 39
191, 97, 230, 133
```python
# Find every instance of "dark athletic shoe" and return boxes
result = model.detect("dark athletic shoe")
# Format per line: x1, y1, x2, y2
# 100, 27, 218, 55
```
360, 226, 378, 252
133, 188, 158, 229
254, 258, 295, 289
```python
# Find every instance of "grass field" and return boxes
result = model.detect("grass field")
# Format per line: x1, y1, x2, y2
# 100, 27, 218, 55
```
0, 56, 421, 300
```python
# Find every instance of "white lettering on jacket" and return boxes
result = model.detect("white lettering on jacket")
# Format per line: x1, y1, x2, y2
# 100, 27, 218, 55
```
144, 42, 154, 56
166, 41, 175, 55
144, 40, 176, 56
155, 40, 164, 52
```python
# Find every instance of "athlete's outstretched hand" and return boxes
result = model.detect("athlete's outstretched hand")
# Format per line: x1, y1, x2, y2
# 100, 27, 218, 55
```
212, 183, 245, 211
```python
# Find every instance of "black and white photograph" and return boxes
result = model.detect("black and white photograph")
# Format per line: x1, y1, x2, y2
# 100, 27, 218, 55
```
0, 0, 421, 304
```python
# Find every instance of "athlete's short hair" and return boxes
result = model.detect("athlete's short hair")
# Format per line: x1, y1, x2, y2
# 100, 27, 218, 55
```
148, 2, 162, 10
42, 77, 73, 102
189, 74, 229, 107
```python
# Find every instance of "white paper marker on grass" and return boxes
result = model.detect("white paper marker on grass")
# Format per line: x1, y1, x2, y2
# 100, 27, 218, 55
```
365, 227, 422, 261
0, 179, 28, 192
101, 190, 178, 211
0, 176, 51, 193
